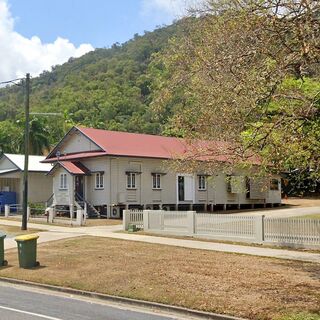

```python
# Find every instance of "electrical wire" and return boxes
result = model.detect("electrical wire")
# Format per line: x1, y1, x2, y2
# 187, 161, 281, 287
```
0, 77, 24, 86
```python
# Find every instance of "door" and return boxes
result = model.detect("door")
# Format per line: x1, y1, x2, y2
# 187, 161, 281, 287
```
177, 175, 194, 202
75, 175, 84, 199
178, 176, 185, 201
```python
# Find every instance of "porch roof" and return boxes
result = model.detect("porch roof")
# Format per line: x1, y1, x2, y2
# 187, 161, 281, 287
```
48, 161, 91, 176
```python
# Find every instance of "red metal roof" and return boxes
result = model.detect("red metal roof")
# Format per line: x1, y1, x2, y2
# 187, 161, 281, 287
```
43, 151, 107, 163
77, 127, 189, 159
44, 126, 261, 165
59, 161, 91, 175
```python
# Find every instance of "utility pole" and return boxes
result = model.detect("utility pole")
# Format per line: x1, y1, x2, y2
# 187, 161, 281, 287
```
22, 73, 30, 230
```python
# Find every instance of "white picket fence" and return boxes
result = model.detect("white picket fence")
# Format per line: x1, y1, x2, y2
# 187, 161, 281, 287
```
124, 210, 320, 248
265, 217, 320, 246
124, 210, 144, 230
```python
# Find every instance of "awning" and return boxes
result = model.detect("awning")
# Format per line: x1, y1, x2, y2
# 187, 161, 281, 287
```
48, 161, 91, 176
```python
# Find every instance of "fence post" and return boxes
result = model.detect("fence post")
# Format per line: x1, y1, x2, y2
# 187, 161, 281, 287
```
123, 210, 129, 230
76, 209, 84, 226
4, 205, 9, 218
160, 210, 164, 230
187, 211, 196, 235
48, 208, 54, 223
143, 210, 149, 231
255, 215, 265, 243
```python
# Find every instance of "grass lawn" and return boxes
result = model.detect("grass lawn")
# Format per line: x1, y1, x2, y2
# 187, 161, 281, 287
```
0, 224, 43, 236
1, 237, 319, 320
282, 198, 320, 207
0, 217, 122, 227
296, 214, 320, 219
85, 219, 122, 226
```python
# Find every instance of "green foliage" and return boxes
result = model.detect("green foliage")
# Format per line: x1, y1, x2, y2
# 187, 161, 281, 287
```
28, 202, 46, 215
0, 24, 181, 153
275, 313, 320, 320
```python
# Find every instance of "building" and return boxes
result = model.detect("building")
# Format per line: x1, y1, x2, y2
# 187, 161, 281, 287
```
43, 126, 281, 219
0, 153, 53, 204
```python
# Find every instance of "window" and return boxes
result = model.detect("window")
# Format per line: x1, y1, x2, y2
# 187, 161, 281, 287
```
59, 173, 67, 190
270, 178, 279, 190
127, 172, 136, 189
198, 175, 206, 190
95, 172, 104, 189
152, 174, 161, 189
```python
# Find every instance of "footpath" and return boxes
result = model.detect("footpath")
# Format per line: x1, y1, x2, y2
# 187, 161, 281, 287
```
1, 219, 320, 264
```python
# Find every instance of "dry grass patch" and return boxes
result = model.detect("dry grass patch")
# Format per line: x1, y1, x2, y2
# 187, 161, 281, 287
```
282, 198, 320, 208
1, 236, 319, 320
295, 214, 320, 220
0, 224, 43, 236
85, 219, 122, 226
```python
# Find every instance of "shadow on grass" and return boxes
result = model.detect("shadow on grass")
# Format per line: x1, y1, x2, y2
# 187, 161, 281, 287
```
274, 259, 320, 281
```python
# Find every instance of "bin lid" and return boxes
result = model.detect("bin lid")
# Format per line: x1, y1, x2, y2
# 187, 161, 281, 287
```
15, 234, 39, 242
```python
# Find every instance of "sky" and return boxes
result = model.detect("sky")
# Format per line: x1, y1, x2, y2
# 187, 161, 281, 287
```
0, 0, 192, 82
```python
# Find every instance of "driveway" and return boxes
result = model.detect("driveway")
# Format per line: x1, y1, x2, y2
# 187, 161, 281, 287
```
234, 206, 320, 217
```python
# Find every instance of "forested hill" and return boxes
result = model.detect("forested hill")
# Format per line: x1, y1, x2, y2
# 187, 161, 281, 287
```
0, 23, 180, 154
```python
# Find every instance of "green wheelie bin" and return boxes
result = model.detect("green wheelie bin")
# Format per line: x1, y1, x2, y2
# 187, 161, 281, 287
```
15, 234, 40, 268
0, 232, 7, 266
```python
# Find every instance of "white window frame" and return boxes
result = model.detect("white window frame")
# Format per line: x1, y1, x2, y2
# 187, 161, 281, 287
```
127, 172, 136, 189
198, 175, 207, 190
95, 172, 104, 189
59, 173, 67, 190
152, 173, 161, 189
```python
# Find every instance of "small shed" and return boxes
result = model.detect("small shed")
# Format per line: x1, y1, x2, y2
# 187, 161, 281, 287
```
0, 153, 53, 204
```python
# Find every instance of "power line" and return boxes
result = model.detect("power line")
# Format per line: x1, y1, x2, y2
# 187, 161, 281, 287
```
0, 77, 25, 86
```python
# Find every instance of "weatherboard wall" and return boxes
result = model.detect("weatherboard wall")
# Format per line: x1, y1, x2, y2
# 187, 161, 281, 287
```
60, 130, 101, 155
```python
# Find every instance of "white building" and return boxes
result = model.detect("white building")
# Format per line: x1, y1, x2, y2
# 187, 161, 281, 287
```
0, 153, 53, 204
43, 126, 282, 219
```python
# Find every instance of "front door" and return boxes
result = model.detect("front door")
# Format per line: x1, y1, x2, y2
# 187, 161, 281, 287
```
178, 176, 185, 201
177, 175, 194, 202
75, 175, 84, 199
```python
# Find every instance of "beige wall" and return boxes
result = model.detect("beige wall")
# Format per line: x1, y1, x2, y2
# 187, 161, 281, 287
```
82, 157, 109, 206
51, 156, 282, 209
53, 167, 73, 206
29, 173, 53, 203
0, 172, 52, 204
0, 157, 16, 170
61, 131, 101, 154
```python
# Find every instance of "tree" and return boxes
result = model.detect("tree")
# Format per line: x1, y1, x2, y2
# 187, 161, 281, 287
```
0, 120, 23, 154
152, 0, 320, 180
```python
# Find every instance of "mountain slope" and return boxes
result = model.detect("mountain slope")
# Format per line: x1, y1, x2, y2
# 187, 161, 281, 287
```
0, 23, 180, 151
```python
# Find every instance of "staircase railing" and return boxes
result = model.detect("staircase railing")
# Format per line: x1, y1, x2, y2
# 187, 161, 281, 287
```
45, 193, 54, 209
75, 192, 100, 218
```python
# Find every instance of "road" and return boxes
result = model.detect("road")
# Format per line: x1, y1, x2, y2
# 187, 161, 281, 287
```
0, 282, 193, 320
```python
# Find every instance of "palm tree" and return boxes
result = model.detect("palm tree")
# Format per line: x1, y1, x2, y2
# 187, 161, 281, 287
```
28, 117, 50, 155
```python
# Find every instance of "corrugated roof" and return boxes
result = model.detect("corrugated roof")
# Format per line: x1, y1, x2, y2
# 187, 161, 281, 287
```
43, 126, 261, 165
77, 127, 188, 159
4, 154, 52, 172
42, 151, 107, 163
60, 161, 91, 175
0, 169, 19, 175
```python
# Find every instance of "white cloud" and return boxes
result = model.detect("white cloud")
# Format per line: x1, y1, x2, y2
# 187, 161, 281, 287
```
0, 0, 94, 81
141, 0, 203, 18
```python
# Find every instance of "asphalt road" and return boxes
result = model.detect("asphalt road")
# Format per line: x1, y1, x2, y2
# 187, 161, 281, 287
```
0, 282, 190, 320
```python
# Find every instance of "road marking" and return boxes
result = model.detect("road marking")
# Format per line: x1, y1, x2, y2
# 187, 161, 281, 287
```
0, 305, 63, 320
